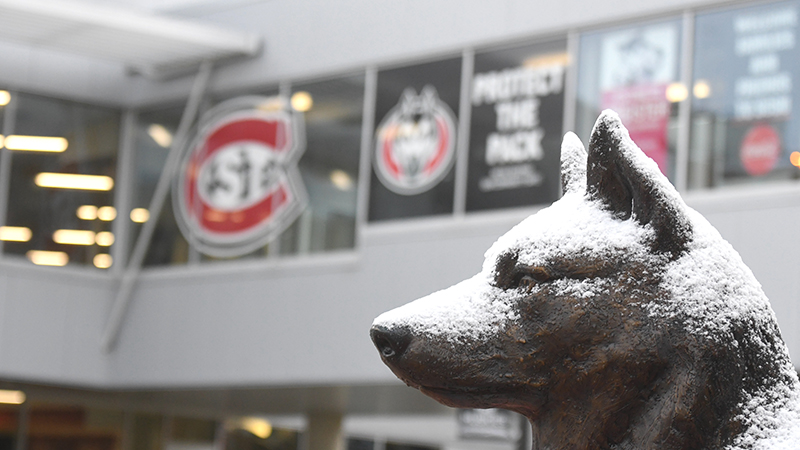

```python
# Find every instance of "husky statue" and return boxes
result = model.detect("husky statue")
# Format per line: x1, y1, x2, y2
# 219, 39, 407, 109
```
371, 110, 800, 449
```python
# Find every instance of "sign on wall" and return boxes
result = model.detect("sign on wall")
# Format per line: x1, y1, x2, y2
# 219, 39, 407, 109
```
173, 96, 307, 257
693, 1, 800, 184
467, 40, 567, 211
369, 58, 462, 222
599, 24, 679, 175
729, 4, 795, 177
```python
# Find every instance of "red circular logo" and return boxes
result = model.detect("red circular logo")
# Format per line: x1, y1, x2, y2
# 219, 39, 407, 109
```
740, 124, 780, 176
174, 97, 306, 257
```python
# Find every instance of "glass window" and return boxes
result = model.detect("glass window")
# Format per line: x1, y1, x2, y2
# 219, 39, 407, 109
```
0, 89, 8, 132
133, 104, 192, 266
171, 416, 217, 442
385, 443, 438, 450
576, 19, 684, 181
690, 1, 800, 189
225, 424, 298, 450
468, 39, 568, 211
347, 438, 374, 450
4, 93, 120, 269
136, 74, 364, 266
26, 405, 123, 450
0, 405, 20, 450
287, 75, 363, 253
131, 413, 162, 450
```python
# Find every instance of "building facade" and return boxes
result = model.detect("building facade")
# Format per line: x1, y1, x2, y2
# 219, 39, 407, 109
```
0, 0, 799, 449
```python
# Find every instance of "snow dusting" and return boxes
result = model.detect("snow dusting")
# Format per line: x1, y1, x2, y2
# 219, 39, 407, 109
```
560, 131, 587, 194
372, 273, 519, 343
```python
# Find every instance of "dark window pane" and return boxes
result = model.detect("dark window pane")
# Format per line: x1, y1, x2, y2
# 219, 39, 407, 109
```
348, 438, 374, 450
288, 74, 363, 253
134, 105, 190, 266
5, 94, 119, 268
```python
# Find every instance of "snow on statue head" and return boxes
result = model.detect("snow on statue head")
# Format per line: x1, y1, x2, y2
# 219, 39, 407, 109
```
370, 110, 800, 449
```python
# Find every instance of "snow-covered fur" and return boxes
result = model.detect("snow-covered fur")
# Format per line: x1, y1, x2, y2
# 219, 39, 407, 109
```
370, 111, 800, 450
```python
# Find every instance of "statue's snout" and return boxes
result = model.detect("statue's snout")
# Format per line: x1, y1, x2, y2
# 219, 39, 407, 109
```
370, 324, 412, 360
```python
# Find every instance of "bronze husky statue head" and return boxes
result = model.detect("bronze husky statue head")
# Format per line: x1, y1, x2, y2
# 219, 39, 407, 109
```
371, 111, 800, 449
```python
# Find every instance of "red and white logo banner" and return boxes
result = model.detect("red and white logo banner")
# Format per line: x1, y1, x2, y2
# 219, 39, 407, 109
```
174, 96, 307, 257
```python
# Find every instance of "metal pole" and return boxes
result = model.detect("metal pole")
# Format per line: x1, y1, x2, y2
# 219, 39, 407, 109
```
110, 110, 138, 276
354, 67, 377, 239
14, 401, 29, 450
675, 11, 695, 193
101, 60, 214, 352
453, 48, 474, 216
563, 30, 580, 137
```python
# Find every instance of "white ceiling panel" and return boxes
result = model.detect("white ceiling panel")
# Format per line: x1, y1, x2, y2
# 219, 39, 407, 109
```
0, 0, 261, 77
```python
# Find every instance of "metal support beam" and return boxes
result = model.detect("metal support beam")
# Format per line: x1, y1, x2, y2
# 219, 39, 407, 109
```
675, 11, 695, 193
101, 60, 213, 352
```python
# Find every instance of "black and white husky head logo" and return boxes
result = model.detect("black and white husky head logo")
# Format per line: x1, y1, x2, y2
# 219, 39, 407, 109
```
374, 85, 456, 195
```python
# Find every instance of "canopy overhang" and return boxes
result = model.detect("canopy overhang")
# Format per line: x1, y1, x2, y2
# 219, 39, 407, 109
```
0, 0, 262, 78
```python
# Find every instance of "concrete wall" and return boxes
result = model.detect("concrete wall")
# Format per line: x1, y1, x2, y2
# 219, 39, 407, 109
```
0, 260, 112, 386
1, 185, 797, 389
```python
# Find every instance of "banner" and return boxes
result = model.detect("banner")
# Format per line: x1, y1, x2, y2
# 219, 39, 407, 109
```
467, 40, 567, 211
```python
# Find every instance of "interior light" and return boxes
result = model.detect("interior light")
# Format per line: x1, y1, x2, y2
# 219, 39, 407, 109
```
4, 135, 68, 152
291, 91, 313, 112
95, 231, 115, 246
522, 52, 570, 68
35, 173, 114, 191
240, 417, 272, 439
93, 253, 112, 269
77, 205, 98, 220
147, 124, 173, 148
258, 97, 287, 112
53, 229, 95, 246
130, 208, 150, 223
0, 91, 9, 107
0, 390, 25, 405
97, 206, 117, 221
0, 226, 32, 242
665, 83, 689, 103
27, 250, 68, 266
791, 151, 800, 167
693, 80, 711, 99
330, 169, 354, 191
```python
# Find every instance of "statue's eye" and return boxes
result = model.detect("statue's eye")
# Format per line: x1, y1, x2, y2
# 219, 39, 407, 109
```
516, 266, 552, 291
493, 251, 552, 290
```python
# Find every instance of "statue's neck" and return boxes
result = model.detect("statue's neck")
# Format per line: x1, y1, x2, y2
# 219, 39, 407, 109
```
525, 360, 737, 450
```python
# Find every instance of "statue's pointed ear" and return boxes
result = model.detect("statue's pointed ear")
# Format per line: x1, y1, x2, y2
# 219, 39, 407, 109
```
560, 132, 587, 194
586, 110, 692, 259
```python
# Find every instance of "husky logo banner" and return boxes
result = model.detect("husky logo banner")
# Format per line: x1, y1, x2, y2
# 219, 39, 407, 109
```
173, 96, 307, 257
369, 57, 462, 221
374, 85, 457, 195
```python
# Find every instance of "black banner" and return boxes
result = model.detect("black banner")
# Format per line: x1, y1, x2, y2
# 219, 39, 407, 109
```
467, 40, 567, 211
369, 58, 462, 222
